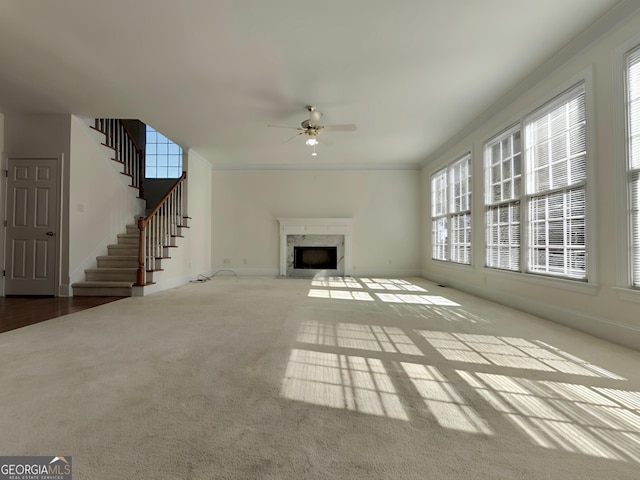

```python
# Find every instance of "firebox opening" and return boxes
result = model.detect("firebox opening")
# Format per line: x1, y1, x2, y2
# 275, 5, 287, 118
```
294, 246, 338, 270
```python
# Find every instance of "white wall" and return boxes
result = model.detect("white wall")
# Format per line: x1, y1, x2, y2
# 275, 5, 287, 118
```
68, 116, 146, 287
211, 169, 420, 277
140, 149, 212, 294
186, 150, 212, 277
421, 9, 640, 350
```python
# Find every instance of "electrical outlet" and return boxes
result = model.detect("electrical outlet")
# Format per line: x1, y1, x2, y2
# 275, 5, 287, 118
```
223, 258, 230, 264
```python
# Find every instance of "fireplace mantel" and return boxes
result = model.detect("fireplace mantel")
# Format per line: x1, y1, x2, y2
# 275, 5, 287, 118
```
277, 218, 352, 277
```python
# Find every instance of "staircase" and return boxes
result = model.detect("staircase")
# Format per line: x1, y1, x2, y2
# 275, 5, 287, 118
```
71, 119, 188, 297
72, 223, 139, 296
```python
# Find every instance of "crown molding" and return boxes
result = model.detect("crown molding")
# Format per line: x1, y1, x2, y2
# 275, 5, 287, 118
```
208, 162, 420, 171
420, 0, 640, 169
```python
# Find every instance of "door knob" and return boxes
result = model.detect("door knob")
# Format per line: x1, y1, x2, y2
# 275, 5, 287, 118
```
46, 231, 55, 236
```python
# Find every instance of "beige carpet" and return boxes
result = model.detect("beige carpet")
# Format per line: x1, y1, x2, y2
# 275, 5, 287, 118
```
1, 276, 640, 479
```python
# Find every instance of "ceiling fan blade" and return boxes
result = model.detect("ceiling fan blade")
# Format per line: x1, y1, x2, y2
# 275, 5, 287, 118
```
267, 124, 300, 130
282, 132, 303, 144
323, 124, 357, 132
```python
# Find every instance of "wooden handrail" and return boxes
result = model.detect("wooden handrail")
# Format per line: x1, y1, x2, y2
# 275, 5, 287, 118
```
136, 172, 187, 286
94, 118, 145, 199
139, 172, 187, 227
118, 119, 144, 158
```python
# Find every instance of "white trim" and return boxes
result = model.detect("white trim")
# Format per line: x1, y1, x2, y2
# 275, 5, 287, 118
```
211, 268, 280, 277
420, 1, 640, 169
482, 267, 599, 295
584, 69, 598, 284
210, 162, 420, 171
612, 286, 640, 303
427, 258, 474, 273
426, 145, 474, 177
186, 149, 214, 170
613, 32, 640, 288
421, 271, 638, 350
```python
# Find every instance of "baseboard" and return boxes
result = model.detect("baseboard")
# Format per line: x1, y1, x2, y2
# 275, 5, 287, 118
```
133, 273, 195, 296
208, 268, 279, 277
350, 269, 422, 278
58, 283, 71, 297
421, 272, 640, 352
206, 268, 422, 278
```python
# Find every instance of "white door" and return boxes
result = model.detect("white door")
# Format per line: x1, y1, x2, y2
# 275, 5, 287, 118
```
5, 158, 60, 296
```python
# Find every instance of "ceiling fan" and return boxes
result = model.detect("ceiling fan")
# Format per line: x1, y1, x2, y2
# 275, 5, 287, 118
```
267, 105, 356, 155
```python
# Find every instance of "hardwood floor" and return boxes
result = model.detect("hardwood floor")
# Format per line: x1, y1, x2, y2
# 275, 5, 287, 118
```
0, 296, 125, 334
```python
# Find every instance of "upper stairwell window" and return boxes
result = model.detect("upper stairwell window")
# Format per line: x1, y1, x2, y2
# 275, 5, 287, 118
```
145, 125, 182, 178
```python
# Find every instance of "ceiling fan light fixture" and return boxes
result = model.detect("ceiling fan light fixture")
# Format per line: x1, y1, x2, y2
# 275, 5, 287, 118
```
305, 138, 318, 146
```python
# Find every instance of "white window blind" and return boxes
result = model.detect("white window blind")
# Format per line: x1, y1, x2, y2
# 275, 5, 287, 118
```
627, 47, 640, 286
430, 155, 471, 264
525, 83, 587, 280
449, 154, 472, 264
431, 168, 448, 260
485, 129, 521, 271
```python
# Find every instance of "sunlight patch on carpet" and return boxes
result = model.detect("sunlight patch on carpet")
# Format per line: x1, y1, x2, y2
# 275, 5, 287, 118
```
401, 362, 492, 434
281, 349, 409, 421
418, 331, 625, 379
297, 320, 423, 355
458, 370, 640, 462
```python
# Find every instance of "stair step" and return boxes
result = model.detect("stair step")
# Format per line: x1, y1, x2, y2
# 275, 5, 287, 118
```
108, 244, 138, 256
117, 233, 139, 245
72, 281, 133, 297
85, 267, 137, 282
97, 256, 138, 268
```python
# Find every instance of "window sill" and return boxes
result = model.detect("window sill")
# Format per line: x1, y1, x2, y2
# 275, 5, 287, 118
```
483, 268, 599, 295
612, 287, 640, 304
429, 259, 473, 270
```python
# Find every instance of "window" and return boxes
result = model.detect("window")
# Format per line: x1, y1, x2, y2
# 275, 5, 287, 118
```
524, 83, 587, 280
626, 46, 640, 287
145, 125, 182, 178
485, 128, 521, 271
431, 153, 471, 264
482, 82, 588, 281
431, 168, 448, 261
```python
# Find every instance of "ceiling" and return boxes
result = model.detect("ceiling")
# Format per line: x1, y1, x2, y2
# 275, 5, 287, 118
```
0, 0, 625, 169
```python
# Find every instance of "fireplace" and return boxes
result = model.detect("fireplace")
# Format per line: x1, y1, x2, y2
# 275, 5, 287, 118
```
294, 246, 338, 270
277, 218, 352, 277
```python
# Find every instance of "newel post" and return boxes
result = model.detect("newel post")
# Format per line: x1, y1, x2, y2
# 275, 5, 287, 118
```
136, 216, 146, 286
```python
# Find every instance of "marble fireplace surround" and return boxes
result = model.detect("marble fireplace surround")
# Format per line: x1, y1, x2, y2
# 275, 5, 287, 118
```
277, 218, 352, 277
